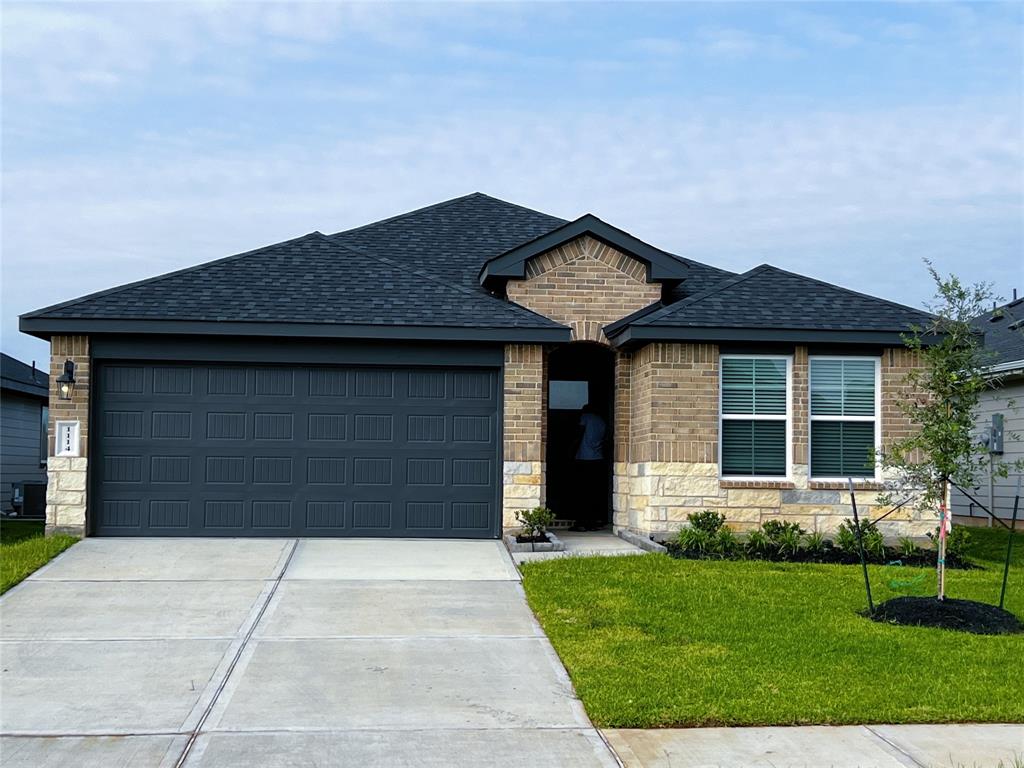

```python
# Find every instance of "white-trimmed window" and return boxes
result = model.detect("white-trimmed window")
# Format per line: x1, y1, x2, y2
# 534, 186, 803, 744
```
809, 357, 880, 479
720, 356, 791, 478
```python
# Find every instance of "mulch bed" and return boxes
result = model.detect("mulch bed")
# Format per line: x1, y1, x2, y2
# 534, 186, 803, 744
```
868, 596, 1023, 635
662, 541, 975, 570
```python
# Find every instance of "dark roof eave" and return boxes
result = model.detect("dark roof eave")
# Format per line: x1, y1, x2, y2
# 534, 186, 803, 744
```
607, 325, 943, 348
0, 378, 48, 399
479, 214, 688, 289
18, 317, 572, 345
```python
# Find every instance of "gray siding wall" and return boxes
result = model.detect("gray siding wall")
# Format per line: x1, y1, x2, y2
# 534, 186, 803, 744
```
1, 391, 47, 511
951, 380, 1024, 521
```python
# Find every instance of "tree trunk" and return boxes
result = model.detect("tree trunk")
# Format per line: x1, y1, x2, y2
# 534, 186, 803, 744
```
937, 479, 949, 601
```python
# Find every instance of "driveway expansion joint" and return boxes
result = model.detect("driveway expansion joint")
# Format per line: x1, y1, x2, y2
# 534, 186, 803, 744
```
172, 538, 299, 768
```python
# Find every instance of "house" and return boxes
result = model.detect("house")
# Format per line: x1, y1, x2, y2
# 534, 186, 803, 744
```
19, 193, 939, 540
951, 295, 1024, 526
1, 353, 49, 517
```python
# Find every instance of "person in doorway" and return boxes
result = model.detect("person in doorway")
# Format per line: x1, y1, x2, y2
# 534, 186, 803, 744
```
572, 402, 608, 531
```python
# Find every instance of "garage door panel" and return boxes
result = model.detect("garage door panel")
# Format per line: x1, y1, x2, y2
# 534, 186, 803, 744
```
93, 362, 499, 538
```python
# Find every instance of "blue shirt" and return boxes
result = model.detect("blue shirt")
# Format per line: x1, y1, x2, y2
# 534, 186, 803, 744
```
576, 412, 606, 461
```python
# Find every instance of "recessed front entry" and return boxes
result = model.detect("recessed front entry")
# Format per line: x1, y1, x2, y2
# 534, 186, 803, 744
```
546, 344, 614, 528
91, 361, 500, 538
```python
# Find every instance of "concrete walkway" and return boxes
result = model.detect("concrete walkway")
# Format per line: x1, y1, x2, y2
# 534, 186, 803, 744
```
511, 529, 645, 564
605, 724, 1024, 767
0, 538, 617, 767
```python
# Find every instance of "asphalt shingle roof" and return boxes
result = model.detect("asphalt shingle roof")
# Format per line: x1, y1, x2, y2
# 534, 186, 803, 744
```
627, 264, 934, 332
25, 232, 565, 330
973, 297, 1024, 365
333, 193, 568, 288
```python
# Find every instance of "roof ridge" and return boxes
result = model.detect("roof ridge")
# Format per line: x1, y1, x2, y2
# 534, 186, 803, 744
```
310, 234, 568, 326
329, 192, 565, 239
21, 231, 326, 320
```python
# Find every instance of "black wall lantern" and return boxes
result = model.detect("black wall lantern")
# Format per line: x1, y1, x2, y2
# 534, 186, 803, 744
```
56, 359, 76, 401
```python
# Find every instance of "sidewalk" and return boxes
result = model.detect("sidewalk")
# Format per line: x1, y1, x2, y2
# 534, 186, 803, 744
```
604, 724, 1023, 768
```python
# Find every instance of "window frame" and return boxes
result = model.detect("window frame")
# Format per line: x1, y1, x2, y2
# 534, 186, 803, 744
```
718, 354, 793, 481
808, 355, 882, 482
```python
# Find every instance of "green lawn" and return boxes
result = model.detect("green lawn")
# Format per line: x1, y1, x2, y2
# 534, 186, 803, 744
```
1, 518, 77, 594
520, 526, 1024, 728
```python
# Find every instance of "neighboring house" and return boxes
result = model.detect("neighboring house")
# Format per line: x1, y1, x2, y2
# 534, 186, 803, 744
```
1, 353, 49, 516
20, 193, 938, 540
951, 295, 1024, 525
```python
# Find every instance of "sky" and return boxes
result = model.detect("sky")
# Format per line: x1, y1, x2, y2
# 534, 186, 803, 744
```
2, 1, 1022, 364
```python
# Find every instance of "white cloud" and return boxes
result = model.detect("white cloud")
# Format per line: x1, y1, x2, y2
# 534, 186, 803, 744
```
695, 27, 800, 60
4, 102, 1021, 360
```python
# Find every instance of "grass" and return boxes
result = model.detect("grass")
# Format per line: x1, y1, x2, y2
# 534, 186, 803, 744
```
1, 518, 77, 594
520, 525, 1024, 728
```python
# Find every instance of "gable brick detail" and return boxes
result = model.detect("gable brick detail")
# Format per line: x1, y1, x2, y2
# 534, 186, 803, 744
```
506, 235, 661, 344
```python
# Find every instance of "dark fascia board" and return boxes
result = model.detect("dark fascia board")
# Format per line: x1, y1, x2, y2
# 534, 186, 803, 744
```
18, 317, 571, 344
1, 378, 48, 399
479, 214, 689, 288
609, 325, 944, 348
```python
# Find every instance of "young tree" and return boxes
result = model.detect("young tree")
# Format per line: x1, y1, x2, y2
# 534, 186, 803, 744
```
878, 263, 1009, 600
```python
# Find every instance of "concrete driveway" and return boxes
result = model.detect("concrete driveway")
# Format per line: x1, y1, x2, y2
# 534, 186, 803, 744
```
0, 538, 616, 767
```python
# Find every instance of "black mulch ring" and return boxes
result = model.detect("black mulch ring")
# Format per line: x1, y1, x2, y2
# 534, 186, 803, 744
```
867, 596, 1023, 635
515, 533, 551, 544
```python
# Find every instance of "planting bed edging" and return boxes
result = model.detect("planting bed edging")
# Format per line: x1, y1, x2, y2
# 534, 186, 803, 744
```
504, 531, 566, 553
617, 529, 667, 554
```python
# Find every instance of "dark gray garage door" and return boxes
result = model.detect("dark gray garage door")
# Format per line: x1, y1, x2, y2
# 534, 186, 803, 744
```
92, 362, 499, 537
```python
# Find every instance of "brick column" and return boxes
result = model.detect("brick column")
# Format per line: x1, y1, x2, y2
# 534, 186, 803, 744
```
502, 344, 546, 529
46, 335, 90, 536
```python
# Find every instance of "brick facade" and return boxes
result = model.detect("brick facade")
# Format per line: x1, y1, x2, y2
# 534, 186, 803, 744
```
46, 335, 90, 536
498, 234, 932, 540
611, 343, 934, 539
505, 235, 661, 344
502, 344, 546, 527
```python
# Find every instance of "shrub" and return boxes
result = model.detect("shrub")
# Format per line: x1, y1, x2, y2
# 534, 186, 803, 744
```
745, 529, 775, 558
688, 510, 726, 535
898, 536, 919, 558
775, 525, 804, 558
836, 519, 884, 562
761, 519, 806, 540
713, 526, 741, 558
804, 531, 827, 557
675, 526, 713, 555
927, 525, 972, 563
515, 506, 554, 538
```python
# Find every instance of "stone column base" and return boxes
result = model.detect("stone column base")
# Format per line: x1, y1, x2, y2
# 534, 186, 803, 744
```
46, 456, 88, 537
502, 460, 545, 530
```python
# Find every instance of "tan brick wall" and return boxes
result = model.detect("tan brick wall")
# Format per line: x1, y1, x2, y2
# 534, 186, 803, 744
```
506, 235, 661, 344
881, 346, 925, 449
46, 335, 90, 536
629, 342, 718, 463
502, 344, 546, 527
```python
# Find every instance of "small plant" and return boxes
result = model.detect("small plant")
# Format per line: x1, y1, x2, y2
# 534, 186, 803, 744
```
775, 526, 803, 558
674, 526, 713, 555
927, 525, 972, 564
760, 519, 806, 540
688, 510, 726, 535
803, 531, 827, 557
745, 529, 775, 558
515, 506, 554, 539
836, 519, 884, 562
898, 536, 919, 558
713, 526, 741, 558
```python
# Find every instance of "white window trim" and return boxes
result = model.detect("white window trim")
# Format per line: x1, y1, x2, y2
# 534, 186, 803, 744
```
719, 354, 792, 481
808, 355, 882, 482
